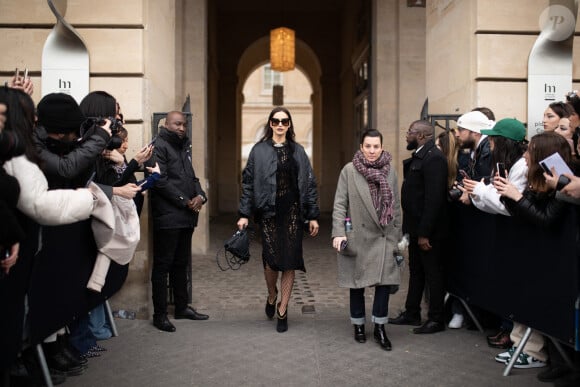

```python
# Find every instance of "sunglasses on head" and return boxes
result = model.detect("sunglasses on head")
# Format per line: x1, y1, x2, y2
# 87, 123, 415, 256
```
271, 118, 290, 126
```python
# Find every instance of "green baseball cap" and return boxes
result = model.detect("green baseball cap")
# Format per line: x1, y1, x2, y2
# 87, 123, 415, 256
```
480, 118, 526, 141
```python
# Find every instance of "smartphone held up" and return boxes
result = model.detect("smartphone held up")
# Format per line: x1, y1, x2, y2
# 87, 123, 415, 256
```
496, 162, 506, 178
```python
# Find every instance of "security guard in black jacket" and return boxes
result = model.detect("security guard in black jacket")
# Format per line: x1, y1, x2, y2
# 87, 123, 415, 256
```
389, 120, 449, 334
150, 111, 209, 332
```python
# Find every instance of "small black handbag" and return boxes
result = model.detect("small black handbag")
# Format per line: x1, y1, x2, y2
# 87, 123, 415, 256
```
216, 228, 251, 271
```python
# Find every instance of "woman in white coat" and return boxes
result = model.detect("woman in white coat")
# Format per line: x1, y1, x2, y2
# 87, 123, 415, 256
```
0, 86, 100, 378
332, 129, 402, 351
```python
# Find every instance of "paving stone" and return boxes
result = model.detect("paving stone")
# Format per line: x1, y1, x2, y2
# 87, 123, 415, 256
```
61, 214, 544, 387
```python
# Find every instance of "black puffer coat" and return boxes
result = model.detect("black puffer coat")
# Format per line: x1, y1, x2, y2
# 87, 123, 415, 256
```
503, 189, 569, 228
150, 128, 205, 229
34, 125, 112, 196
239, 140, 319, 221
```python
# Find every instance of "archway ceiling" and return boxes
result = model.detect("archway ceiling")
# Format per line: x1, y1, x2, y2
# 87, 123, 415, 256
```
216, 0, 346, 12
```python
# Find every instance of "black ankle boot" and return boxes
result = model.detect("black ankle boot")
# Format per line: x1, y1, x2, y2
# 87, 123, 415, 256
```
57, 334, 88, 368
276, 303, 288, 333
43, 341, 85, 376
373, 324, 392, 351
265, 287, 278, 319
354, 324, 366, 343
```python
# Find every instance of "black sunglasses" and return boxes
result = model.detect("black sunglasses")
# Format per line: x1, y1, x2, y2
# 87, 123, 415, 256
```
271, 118, 290, 126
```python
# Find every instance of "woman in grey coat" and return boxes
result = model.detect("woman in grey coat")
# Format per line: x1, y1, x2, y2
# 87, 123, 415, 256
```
331, 129, 402, 351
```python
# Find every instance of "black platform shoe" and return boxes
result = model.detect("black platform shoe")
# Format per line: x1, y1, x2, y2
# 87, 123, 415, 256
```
354, 324, 366, 343
276, 303, 288, 333
265, 287, 278, 319
374, 324, 392, 351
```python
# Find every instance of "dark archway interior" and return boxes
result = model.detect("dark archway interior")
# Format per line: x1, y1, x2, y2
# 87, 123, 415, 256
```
209, 0, 370, 214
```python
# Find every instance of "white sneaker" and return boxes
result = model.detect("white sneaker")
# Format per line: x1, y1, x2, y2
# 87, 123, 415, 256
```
512, 353, 547, 369
494, 346, 516, 363
448, 313, 464, 329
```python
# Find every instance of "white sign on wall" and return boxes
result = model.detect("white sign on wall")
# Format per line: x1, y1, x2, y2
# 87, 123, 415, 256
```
527, 75, 572, 136
41, 0, 89, 103
527, 3, 577, 139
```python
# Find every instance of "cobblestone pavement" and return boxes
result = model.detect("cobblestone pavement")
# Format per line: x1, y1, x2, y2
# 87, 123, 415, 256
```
62, 214, 544, 387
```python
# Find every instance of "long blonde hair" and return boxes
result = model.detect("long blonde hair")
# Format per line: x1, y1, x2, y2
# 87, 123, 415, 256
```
437, 131, 459, 189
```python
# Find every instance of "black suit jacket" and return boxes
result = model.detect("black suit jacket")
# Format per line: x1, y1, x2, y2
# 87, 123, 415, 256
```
401, 139, 449, 240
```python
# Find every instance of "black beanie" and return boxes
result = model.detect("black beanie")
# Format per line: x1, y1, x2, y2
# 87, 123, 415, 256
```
37, 93, 86, 134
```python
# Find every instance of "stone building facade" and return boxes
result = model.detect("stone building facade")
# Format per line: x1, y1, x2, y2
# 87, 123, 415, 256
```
1, 0, 576, 315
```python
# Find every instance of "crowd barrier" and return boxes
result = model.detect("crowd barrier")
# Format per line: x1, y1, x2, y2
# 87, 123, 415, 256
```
447, 203, 579, 349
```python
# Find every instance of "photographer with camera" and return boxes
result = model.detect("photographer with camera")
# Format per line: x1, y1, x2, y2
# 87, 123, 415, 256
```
80, 91, 141, 200
92, 103, 159, 217
1, 87, 104, 385
77, 91, 143, 349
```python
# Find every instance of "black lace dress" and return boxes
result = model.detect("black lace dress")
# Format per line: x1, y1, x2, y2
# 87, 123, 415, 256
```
260, 143, 305, 272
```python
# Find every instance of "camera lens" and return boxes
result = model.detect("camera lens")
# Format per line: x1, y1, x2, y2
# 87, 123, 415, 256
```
448, 188, 462, 201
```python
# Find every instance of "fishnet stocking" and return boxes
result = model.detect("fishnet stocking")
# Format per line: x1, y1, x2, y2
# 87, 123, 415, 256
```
278, 270, 295, 316
264, 265, 278, 303
264, 264, 295, 316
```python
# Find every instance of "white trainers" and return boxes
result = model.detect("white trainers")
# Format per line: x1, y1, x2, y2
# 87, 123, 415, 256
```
494, 346, 516, 363
448, 313, 464, 329
512, 352, 547, 369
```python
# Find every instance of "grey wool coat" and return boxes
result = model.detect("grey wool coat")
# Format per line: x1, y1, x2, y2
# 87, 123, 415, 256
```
331, 161, 402, 289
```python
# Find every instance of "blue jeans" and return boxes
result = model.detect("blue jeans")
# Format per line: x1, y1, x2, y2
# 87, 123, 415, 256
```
350, 285, 390, 325
69, 314, 97, 355
88, 303, 112, 340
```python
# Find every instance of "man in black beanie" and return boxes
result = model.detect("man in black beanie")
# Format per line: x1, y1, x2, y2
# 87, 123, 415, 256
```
35, 93, 112, 190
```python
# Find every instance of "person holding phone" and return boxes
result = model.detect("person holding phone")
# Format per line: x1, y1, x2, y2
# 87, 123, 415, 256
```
102, 126, 159, 216
8, 68, 34, 96
455, 110, 494, 182
456, 118, 529, 348
331, 129, 402, 350
493, 132, 574, 370
461, 118, 528, 217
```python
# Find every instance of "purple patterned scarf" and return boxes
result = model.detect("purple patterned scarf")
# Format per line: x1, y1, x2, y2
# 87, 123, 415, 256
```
352, 150, 394, 226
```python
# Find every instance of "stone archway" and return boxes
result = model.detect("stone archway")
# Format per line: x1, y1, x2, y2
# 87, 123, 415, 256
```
236, 36, 323, 185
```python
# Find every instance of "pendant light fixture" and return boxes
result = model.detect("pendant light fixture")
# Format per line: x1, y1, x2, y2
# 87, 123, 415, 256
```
270, 27, 295, 72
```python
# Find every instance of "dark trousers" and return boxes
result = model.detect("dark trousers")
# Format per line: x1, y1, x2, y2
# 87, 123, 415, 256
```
350, 285, 390, 323
405, 239, 445, 323
151, 227, 193, 316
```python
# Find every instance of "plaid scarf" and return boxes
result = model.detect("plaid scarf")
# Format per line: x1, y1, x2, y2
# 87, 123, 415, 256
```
352, 150, 394, 226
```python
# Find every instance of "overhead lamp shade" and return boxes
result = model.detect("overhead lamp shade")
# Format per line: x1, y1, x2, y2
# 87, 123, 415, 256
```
270, 27, 295, 72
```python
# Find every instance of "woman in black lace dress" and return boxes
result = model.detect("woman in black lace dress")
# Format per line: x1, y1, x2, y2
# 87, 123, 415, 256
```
237, 107, 320, 332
